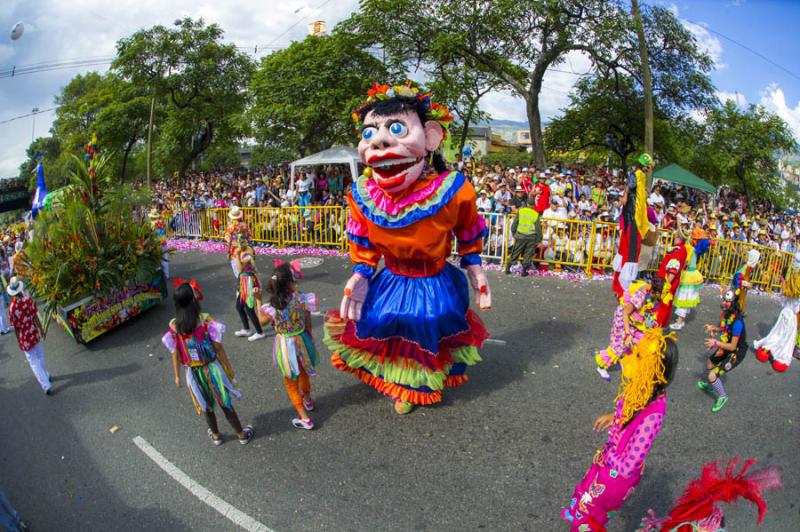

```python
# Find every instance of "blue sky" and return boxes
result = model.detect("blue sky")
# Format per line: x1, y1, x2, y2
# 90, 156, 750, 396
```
0, 0, 798, 177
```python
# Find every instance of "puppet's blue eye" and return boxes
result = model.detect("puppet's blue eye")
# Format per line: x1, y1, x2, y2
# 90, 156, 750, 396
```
361, 127, 376, 140
388, 121, 408, 137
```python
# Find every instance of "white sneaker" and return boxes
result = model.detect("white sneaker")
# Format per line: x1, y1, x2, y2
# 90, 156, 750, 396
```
596, 367, 611, 381
247, 332, 267, 342
670, 321, 685, 331
234, 329, 252, 337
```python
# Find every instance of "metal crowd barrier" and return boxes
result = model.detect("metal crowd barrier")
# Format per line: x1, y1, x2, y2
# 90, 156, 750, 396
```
161, 207, 794, 292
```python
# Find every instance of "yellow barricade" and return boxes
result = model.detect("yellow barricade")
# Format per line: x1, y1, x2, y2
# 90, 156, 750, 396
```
280, 206, 347, 250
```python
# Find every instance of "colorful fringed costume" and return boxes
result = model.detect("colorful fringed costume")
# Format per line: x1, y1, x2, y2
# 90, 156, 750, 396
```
612, 163, 649, 298
564, 330, 676, 531
324, 170, 489, 406
673, 239, 709, 321
162, 313, 240, 415
237, 249, 261, 310
754, 266, 800, 372
636, 457, 783, 531
595, 281, 656, 380
655, 242, 689, 328
261, 292, 318, 380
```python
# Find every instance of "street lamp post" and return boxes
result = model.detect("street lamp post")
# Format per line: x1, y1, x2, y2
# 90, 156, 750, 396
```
31, 107, 39, 143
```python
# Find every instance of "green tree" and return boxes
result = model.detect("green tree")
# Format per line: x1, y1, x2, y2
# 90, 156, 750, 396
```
18, 136, 63, 190
113, 18, 254, 177
694, 101, 797, 204
250, 33, 387, 157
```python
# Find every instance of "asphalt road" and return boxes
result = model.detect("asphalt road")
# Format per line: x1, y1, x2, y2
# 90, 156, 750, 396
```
1, 250, 798, 531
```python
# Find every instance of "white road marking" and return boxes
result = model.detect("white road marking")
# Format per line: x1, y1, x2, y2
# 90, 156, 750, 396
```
485, 339, 507, 345
132, 436, 275, 532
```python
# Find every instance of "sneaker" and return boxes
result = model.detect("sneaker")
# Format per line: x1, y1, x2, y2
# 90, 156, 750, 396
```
45, 389, 53, 396
696, 380, 714, 394
234, 329, 252, 337
596, 367, 611, 382
711, 395, 729, 413
207, 429, 223, 446
238, 425, 255, 444
302, 397, 315, 411
292, 417, 314, 430
669, 321, 685, 331
247, 332, 267, 342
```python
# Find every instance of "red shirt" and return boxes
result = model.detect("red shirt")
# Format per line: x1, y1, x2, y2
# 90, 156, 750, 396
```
8, 295, 40, 352
533, 183, 551, 214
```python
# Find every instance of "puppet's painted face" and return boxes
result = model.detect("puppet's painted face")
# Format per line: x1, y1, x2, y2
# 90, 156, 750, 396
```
358, 108, 443, 193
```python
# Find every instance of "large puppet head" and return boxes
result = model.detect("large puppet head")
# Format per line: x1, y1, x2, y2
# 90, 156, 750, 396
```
353, 81, 453, 194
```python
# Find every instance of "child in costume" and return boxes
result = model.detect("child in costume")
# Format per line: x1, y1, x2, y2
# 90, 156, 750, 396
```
148, 209, 172, 280
753, 252, 800, 372
595, 278, 662, 381
563, 329, 679, 531
324, 81, 491, 415
233, 236, 266, 342
727, 249, 760, 312
637, 457, 782, 531
162, 281, 254, 445
254, 263, 318, 430
697, 289, 748, 413
225, 206, 252, 279
670, 229, 711, 331
654, 225, 690, 327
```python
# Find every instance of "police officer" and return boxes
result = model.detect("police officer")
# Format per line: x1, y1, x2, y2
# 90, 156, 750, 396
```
504, 190, 543, 277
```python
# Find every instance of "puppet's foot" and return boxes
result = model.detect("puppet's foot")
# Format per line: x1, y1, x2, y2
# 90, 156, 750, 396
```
394, 399, 413, 415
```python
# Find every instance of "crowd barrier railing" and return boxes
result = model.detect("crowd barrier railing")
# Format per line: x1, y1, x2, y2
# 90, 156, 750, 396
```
162, 207, 793, 292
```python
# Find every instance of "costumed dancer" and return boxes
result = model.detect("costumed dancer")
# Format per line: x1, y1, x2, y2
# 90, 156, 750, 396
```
562, 329, 679, 531
612, 154, 653, 298
162, 281, 254, 445
595, 278, 662, 381
7, 277, 52, 395
637, 457, 782, 531
727, 249, 760, 312
148, 209, 172, 280
697, 289, 748, 413
225, 206, 252, 279
233, 236, 266, 342
753, 252, 800, 372
654, 224, 691, 328
504, 190, 543, 276
323, 81, 491, 415
670, 228, 711, 331
254, 263, 318, 430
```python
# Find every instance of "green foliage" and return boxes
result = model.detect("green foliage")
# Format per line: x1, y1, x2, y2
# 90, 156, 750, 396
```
25, 153, 162, 329
249, 33, 387, 157
19, 136, 63, 190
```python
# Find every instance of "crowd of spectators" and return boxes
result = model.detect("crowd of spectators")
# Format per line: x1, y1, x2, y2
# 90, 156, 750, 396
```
150, 159, 800, 255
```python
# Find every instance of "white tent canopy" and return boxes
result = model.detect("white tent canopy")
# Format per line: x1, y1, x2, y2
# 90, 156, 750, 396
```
290, 146, 360, 186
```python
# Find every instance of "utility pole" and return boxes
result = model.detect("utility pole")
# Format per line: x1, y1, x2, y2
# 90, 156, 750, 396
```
31, 107, 39, 143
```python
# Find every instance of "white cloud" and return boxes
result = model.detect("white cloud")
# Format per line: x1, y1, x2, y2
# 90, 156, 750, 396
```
759, 83, 800, 139
717, 90, 747, 107
680, 19, 725, 70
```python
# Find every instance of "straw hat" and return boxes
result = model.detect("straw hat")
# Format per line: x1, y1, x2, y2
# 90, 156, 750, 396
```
228, 206, 243, 220
147, 209, 160, 220
6, 276, 24, 297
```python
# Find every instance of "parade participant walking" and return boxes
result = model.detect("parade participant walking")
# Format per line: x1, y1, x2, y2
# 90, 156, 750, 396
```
728, 249, 760, 312
754, 253, 800, 372
697, 289, 748, 413
655, 225, 691, 328
595, 278, 662, 381
324, 81, 491, 415
0, 272, 10, 335
504, 192, 542, 276
612, 154, 653, 298
670, 228, 711, 330
148, 209, 171, 280
254, 263, 318, 430
233, 237, 266, 341
562, 329, 679, 531
224, 206, 251, 279
162, 281, 254, 445
7, 277, 52, 395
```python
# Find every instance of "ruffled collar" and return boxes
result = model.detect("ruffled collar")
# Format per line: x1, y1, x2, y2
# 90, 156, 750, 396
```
351, 171, 464, 228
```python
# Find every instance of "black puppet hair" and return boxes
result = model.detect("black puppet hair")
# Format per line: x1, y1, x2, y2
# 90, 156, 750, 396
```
653, 336, 679, 397
357, 96, 448, 174
174, 282, 201, 335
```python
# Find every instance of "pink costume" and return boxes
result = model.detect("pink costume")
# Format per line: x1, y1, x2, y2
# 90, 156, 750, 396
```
563, 394, 666, 531
596, 282, 654, 371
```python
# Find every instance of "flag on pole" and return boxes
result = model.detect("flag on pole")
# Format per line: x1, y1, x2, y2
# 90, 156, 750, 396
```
31, 159, 48, 218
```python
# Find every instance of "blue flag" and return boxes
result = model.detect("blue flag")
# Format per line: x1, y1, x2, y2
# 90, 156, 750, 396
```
31, 160, 48, 218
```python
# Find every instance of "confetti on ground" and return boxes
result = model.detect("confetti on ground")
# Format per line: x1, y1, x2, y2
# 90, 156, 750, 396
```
109, 425, 120, 434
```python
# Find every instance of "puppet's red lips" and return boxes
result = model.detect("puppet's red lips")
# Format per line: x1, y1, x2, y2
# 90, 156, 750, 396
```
371, 157, 421, 181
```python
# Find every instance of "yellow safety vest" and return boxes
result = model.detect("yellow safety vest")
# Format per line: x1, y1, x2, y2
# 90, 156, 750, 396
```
517, 207, 539, 235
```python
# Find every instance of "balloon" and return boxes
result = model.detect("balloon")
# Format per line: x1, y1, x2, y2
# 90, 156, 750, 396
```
10, 22, 24, 41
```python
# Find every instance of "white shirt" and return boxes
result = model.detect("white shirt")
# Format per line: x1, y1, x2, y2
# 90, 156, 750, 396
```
477, 196, 492, 212
297, 176, 313, 193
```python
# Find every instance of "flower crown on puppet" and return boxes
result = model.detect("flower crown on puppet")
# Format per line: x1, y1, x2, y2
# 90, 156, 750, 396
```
173, 278, 203, 301
616, 328, 675, 425
352, 80, 454, 138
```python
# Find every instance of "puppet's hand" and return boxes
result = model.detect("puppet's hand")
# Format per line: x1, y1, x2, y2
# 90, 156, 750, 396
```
339, 273, 369, 321
466, 265, 492, 310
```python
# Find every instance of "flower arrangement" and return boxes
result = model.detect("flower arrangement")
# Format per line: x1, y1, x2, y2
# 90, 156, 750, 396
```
351, 80, 454, 136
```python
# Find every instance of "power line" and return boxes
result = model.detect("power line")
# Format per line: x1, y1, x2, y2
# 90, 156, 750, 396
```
0, 107, 57, 126
261, 0, 334, 49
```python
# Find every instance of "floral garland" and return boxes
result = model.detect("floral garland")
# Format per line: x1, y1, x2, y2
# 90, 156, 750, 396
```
351, 80, 454, 137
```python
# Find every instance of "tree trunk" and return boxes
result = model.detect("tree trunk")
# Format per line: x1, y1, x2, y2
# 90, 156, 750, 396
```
632, 0, 654, 188
179, 124, 214, 177
146, 95, 156, 185
120, 139, 135, 184
458, 101, 477, 158
526, 69, 547, 169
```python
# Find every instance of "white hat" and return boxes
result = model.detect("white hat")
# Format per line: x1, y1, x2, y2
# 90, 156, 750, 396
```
6, 276, 23, 297
522, 167, 529, 172
747, 249, 761, 268
508, 168, 516, 174
228, 206, 243, 220
515, 185, 523, 192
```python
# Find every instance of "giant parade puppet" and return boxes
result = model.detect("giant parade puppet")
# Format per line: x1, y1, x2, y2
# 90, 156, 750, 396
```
323, 81, 491, 415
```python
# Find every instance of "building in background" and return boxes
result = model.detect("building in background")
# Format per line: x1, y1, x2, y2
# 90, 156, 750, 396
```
308, 20, 327, 36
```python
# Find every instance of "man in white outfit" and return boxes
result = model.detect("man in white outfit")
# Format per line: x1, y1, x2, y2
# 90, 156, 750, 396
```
7, 277, 52, 395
